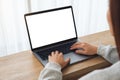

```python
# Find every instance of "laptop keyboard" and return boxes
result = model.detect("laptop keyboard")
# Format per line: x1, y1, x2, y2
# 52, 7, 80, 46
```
37, 41, 76, 60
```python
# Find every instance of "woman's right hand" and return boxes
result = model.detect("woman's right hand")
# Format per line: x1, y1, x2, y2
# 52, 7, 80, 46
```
70, 42, 98, 55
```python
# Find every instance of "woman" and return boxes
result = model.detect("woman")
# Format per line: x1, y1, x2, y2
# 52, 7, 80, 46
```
39, 0, 120, 80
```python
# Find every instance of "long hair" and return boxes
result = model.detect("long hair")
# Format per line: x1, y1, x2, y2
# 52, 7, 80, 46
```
110, 0, 120, 58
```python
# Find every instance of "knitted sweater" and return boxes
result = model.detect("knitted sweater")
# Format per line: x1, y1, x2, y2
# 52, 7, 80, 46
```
39, 45, 120, 80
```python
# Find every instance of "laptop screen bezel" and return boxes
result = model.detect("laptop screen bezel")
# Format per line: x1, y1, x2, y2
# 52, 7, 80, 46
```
24, 6, 78, 52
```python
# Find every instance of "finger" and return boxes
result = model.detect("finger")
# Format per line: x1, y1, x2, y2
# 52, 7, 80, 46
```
59, 52, 63, 57
70, 44, 83, 50
64, 58, 70, 67
48, 55, 51, 60
48, 55, 51, 58
55, 50, 59, 54
48, 55, 51, 62
71, 42, 86, 50
51, 51, 55, 56
71, 42, 82, 47
65, 58, 70, 63
54, 51, 60, 57
75, 50, 86, 54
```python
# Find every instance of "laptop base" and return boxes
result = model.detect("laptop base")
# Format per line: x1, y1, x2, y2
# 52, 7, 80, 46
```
33, 51, 92, 66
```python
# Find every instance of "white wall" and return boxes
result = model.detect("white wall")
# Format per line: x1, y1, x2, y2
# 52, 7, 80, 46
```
30, 0, 109, 37
71, 0, 109, 36
0, 0, 109, 57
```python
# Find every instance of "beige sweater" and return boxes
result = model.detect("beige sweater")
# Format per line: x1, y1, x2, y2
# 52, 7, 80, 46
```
39, 45, 120, 80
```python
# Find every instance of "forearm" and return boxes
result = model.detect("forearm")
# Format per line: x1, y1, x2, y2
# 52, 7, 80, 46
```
97, 45, 119, 64
79, 61, 120, 80
38, 62, 62, 80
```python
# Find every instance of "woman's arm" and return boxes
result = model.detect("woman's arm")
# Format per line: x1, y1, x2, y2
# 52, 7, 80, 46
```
39, 62, 62, 80
71, 42, 119, 64
79, 61, 120, 80
97, 45, 119, 64
38, 51, 70, 80
39, 42, 119, 80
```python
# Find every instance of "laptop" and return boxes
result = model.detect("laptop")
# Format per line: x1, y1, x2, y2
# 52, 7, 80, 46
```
24, 6, 91, 66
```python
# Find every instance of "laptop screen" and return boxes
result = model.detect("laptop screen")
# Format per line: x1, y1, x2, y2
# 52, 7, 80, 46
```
25, 6, 77, 49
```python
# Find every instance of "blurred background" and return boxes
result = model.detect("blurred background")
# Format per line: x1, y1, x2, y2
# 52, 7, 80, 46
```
0, 0, 109, 57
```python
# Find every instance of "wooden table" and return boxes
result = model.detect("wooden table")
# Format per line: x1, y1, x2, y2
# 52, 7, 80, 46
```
0, 30, 115, 80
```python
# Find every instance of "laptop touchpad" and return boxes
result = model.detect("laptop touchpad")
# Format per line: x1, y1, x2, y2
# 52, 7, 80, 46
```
64, 52, 89, 64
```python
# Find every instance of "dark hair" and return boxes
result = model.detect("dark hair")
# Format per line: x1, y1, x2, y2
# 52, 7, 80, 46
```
110, 0, 120, 58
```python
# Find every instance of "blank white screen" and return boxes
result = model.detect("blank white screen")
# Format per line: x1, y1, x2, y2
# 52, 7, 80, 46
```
26, 8, 76, 48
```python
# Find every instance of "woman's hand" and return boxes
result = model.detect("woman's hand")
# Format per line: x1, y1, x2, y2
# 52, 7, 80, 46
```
48, 51, 70, 68
70, 42, 98, 55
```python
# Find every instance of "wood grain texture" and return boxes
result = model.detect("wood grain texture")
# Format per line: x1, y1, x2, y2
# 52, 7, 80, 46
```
0, 30, 115, 80
0, 51, 43, 80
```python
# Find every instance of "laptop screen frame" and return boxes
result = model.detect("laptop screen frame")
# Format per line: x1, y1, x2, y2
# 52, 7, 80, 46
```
24, 6, 78, 52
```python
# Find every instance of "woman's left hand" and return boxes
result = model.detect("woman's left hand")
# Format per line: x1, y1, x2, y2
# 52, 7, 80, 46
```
48, 51, 70, 68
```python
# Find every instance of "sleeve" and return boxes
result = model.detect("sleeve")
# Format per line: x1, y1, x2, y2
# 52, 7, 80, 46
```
97, 45, 119, 64
79, 61, 120, 80
38, 62, 62, 80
